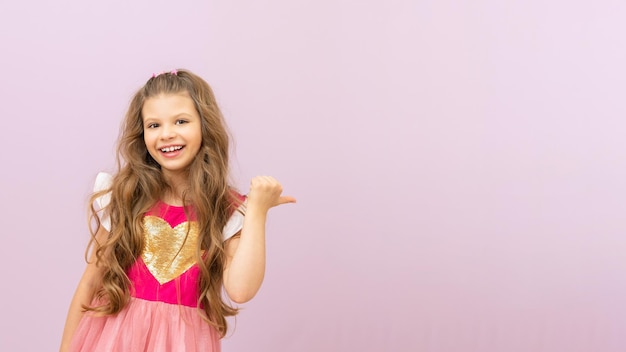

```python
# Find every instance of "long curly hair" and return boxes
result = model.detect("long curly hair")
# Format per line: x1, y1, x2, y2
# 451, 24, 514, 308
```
85, 69, 241, 336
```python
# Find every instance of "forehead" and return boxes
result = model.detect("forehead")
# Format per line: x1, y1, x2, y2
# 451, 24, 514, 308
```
141, 92, 198, 119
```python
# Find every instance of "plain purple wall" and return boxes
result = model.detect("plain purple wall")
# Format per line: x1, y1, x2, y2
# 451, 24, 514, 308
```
1, 0, 625, 351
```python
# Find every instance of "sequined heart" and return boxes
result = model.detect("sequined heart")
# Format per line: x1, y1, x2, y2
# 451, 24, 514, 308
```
141, 216, 200, 284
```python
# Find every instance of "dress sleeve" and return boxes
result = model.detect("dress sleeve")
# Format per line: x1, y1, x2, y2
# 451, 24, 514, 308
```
93, 172, 113, 232
223, 199, 246, 241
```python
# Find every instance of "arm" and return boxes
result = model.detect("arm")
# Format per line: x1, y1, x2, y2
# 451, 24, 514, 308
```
223, 176, 295, 304
59, 226, 108, 352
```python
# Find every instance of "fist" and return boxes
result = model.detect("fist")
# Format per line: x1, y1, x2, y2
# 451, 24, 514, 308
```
247, 176, 296, 212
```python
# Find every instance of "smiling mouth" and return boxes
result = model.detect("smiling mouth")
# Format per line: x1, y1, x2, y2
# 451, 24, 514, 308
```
160, 145, 184, 153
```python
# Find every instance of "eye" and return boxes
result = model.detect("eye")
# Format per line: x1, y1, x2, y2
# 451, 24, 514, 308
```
175, 119, 188, 125
146, 123, 159, 129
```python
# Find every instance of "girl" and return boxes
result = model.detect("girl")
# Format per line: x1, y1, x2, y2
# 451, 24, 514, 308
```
60, 69, 295, 351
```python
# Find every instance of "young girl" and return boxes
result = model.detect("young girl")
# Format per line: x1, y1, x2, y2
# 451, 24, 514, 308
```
60, 69, 295, 351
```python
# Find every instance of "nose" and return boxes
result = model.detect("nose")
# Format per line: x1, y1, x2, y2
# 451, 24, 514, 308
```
160, 124, 177, 140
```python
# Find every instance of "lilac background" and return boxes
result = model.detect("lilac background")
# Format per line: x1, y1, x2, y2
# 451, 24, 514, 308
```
1, 0, 626, 351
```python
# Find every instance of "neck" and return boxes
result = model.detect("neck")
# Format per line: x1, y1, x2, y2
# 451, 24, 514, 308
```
162, 171, 189, 206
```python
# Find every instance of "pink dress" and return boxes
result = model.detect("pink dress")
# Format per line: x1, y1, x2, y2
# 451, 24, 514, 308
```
70, 174, 245, 352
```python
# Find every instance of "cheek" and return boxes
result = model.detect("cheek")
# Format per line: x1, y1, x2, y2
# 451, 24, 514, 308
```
143, 133, 157, 154
192, 136, 203, 153
191, 127, 203, 147
143, 130, 155, 145
191, 132, 203, 156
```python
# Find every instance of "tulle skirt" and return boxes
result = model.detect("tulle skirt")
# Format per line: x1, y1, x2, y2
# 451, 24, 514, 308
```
70, 298, 221, 352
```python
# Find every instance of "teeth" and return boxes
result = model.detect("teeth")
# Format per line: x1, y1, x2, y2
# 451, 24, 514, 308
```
160, 146, 183, 152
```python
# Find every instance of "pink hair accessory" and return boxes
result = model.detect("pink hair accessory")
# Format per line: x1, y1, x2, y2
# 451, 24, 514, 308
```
151, 70, 178, 78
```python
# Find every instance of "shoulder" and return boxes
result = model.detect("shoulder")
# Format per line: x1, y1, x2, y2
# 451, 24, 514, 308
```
94, 172, 114, 191
223, 190, 247, 241
229, 188, 246, 204
93, 172, 114, 231
228, 188, 247, 215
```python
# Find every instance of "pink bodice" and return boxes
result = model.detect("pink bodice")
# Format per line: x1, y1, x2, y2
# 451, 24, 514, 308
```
127, 202, 202, 307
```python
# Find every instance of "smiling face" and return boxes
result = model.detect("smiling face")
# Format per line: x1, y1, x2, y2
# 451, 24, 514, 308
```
142, 92, 202, 181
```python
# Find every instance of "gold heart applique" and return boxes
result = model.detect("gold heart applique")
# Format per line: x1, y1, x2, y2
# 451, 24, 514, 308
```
141, 216, 200, 284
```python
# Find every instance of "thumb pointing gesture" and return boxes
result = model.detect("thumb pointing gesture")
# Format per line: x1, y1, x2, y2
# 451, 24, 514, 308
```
247, 176, 296, 212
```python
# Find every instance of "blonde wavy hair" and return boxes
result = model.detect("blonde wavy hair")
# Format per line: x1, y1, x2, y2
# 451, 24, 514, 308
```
85, 69, 242, 336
